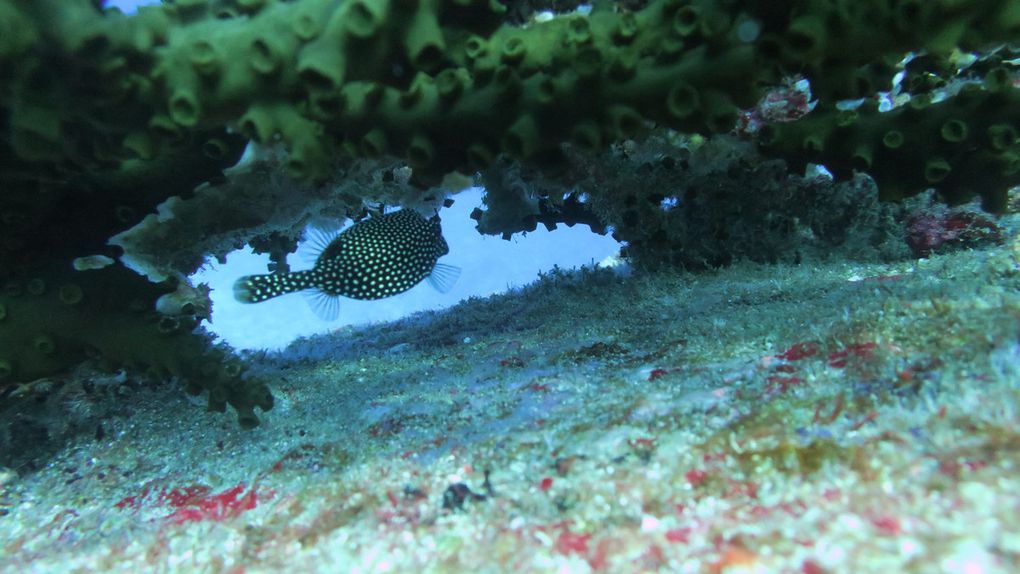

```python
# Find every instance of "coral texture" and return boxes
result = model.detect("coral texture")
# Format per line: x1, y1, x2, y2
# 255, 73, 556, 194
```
0, 0, 1018, 427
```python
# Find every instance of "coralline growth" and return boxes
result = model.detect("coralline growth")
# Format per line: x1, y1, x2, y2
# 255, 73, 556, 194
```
0, 0, 1018, 428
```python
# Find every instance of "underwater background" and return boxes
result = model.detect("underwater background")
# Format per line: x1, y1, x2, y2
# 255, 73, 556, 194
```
2, 0, 1020, 572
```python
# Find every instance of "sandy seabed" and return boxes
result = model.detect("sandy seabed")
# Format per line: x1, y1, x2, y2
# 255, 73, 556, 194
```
2, 234, 1020, 573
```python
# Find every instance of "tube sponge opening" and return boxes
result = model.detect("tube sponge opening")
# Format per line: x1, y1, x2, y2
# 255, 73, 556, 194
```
361, 129, 389, 157
703, 93, 737, 133
407, 5, 446, 71
500, 37, 525, 64
158, 315, 181, 334
785, 15, 826, 59
607, 105, 644, 139
673, 6, 700, 37
58, 284, 84, 306
169, 89, 201, 127
567, 17, 592, 45
189, 40, 220, 76
292, 11, 321, 40
667, 82, 700, 119
436, 68, 465, 101
614, 12, 639, 45
297, 41, 347, 91
466, 142, 495, 170
882, 130, 904, 149
344, 0, 388, 39
988, 124, 1018, 150
940, 119, 969, 143
249, 37, 282, 75
122, 131, 156, 159
851, 144, 873, 170
503, 114, 540, 159
571, 121, 602, 151
202, 138, 229, 159
408, 133, 436, 168
238, 105, 276, 143
924, 158, 952, 183
464, 35, 487, 59
33, 334, 56, 355
27, 278, 46, 296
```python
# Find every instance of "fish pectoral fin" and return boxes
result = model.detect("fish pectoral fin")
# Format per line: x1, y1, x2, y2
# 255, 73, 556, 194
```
300, 222, 344, 265
302, 289, 343, 322
427, 263, 461, 294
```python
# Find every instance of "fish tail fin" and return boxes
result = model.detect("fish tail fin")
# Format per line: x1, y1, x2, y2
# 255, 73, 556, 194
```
427, 263, 461, 294
233, 271, 314, 303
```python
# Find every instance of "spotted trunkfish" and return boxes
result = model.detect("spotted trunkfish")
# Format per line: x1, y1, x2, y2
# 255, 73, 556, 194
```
233, 210, 459, 320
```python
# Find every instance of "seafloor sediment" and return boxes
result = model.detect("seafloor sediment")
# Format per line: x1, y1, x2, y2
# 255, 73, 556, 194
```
2, 234, 1019, 573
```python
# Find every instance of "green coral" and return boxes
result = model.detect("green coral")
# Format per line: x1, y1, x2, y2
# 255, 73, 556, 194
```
758, 78, 1020, 211
0, 264, 273, 428
2, 0, 1015, 196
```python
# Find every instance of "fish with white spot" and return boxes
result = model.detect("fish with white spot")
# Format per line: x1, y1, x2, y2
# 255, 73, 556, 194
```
233, 210, 459, 320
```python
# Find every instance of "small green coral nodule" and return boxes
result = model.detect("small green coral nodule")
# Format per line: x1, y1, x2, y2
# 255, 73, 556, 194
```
924, 157, 952, 183
466, 142, 495, 171
158, 315, 181, 335
27, 278, 46, 296
988, 124, 1018, 151
672, 6, 701, 37
58, 284, 84, 306
882, 130, 904, 149
503, 114, 540, 159
407, 133, 436, 169
249, 37, 283, 75
360, 129, 389, 157
169, 89, 201, 127
188, 40, 220, 76
500, 36, 525, 64
33, 334, 56, 355
851, 145, 873, 171
665, 81, 697, 119
940, 119, 969, 143
224, 361, 243, 378
344, 0, 387, 39
202, 138, 230, 159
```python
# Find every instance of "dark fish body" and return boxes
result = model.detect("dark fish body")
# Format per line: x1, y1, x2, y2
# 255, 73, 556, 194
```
233, 210, 458, 319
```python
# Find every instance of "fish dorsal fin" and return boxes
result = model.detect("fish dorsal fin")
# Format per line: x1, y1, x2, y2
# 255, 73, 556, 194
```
299, 221, 345, 266
427, 263, 461, 294
301, 289, 342, 322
